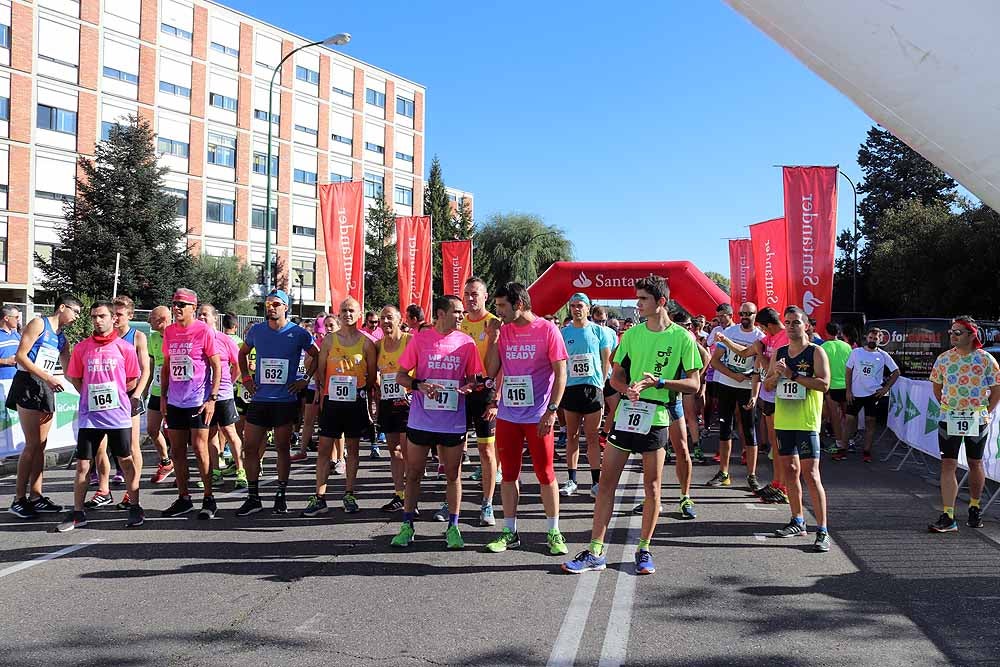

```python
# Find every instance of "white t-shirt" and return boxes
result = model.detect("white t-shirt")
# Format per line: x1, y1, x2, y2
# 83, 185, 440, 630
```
846, 347, 899, 397
715, 324, 766, 389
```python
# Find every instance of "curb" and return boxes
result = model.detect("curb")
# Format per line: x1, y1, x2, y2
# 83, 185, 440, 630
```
1, 448, 77, 477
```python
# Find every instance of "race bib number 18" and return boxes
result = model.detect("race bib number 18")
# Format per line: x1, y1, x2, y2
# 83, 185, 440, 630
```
614, 401, 655, 435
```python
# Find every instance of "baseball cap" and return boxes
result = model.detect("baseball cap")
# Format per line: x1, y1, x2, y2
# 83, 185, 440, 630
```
568, 292, 591, 305
172, 288, 198, 304
266, 289, 290, 305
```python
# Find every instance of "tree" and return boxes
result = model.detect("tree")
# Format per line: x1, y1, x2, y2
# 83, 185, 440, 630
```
473, 213, 573, 288
36, 115, 192, 308
423, 156, 458, 295
454, 196, 474, 240
364, 196, 399, 310
704, 271, 730, 295
188, 254, 257, 315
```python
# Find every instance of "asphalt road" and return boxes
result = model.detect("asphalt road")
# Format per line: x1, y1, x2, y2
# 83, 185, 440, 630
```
1, 432, 998, 666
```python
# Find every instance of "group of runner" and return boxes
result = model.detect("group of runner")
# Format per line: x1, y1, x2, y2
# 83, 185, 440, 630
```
3, 274, 997, 573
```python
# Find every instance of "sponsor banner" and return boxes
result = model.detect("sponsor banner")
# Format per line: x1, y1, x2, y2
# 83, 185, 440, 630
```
870, 318, 1000, 380
0, 380, 80, 457
782, 166, 837, 332
749, 217, 788, 312
888, 376, 1000, 481
728, 239, 756, 310
441, 240, 473, 298
318, 182, 365, 309
396, 215, 432, 318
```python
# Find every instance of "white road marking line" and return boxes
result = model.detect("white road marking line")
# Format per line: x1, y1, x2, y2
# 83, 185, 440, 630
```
744, 503, 779, 511
597, 475, 644, 667
753, 532, 770, 541
295, 612, 327, 634
0, 538, 104, 579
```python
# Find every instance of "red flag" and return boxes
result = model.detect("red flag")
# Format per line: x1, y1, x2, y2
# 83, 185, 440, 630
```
727, 239, 756, 310
396, 216, 432, 318
783, 167, 838, 331
441, 240, 473, 298
318, 182, 365, 310
749, 217, 789, 313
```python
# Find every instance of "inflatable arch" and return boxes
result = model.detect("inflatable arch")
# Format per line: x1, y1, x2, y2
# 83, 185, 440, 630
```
526, 261, 729, 317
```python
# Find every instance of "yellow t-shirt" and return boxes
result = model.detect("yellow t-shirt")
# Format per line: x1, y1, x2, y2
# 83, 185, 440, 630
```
460, 312, 498, 370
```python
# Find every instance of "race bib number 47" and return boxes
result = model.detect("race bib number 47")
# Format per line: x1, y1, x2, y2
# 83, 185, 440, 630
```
424, 379, 459, 412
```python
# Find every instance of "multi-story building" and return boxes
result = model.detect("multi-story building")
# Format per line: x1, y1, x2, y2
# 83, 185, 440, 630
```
445, 185, 473, 236
0, 0, 426, 312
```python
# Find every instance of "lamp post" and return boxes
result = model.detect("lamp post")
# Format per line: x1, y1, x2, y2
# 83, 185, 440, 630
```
838, 170, 859, 312
264, 32, 351, 294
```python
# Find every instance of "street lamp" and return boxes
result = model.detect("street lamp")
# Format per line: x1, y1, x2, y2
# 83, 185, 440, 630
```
838, 170, 859, 312
264, 32, 352, 294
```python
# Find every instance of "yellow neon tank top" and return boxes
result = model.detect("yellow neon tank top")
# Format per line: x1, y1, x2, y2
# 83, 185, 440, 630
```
324, 332, 368, 396
378, 332, 411, 374
460, 312, 498, 368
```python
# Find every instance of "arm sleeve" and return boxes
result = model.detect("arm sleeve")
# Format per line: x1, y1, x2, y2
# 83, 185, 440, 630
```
845, 350, 857, 370
546, 322, 568, 362
67, 347, 83, 377
398, 338, 417, 371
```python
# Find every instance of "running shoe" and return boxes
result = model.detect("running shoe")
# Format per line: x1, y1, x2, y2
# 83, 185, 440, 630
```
333, 459, 346, 475
562, 549, 607, 574
632, 500, 664, 515
302, 496, 329, 517
30, 496, 64, 513
692, 446, 705, 463
198, 495, 217, 520
590, 483, 599, 499
598, 434, 608, 449
485, 528, 520, 553
968, 506, 984, 529
116, 492, 132, 510
342, 493, 360, 514
391, 522, 415, 548
234, 469, 248, 489
220, 461, 239, 477
712, 452, 721, 464
380, 494, 404, 512
679, 497, 697, 520
151, 461, 174, 484
462, 451, 471, 464
162, 495, 195, 517
470, 466, 483, 482
547, 529, 569, 556
830, 449, 848, 461
84, 491, 114, 509
126, 504, 145, 528
559, 479, 578, 497
479, 502, 496, 527
370, 446, 383, 460
289, 451, 308, 463
706, 471, 731, 487
211, 469, 224, 487
377, 432, 387, 444
9, 498, 39, 519
445, 525, 465, 550
813, 531, 831, 553
432, 503, 449, 522
774, 519, 807, 538
112, 472, 126, 486
862, 451, 873, 464
236, 497, 263, 516
88, 471, 99, 487
772, 487, 789, 504
273, 493, 288, 514
56, 510, 87, 532
634, 549, 656, 575
746, 474, 763, 493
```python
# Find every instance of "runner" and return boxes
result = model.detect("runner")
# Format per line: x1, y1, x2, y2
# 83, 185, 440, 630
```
484, 282, 569, 556
6, 295, 80, 519
197, 304, 245, 489
703, 304, 736, 462
145, 306, 173, 484
459, 276, 502, 526
837, 327, 900, 462
591, 306, 620, 453
707, 302, 764, 490
389, 295, 482, 548
763, 306, 831, 552
291, 314, 327, 462
405, 304, 429, 332
57, 301, 144, 531
370, 306, 411, 513
0, 304, 21, 381
361, 311, 385, 342
558, 292, 611, 500
307, 297, 377, 515
821, 323, 852, 454
160, 288, 222, 519
563, 275, 701, 574
319, 314, 347, 475
927, 317, 1000, 532
236, 289, 315, 516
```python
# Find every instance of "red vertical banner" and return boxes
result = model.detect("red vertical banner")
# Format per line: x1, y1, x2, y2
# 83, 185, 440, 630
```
749, 217, 789, 313
783, 166, 838, 331
318, 182, 366, 310
727, 239, 755, 310
395, 215, 432, 318
441, 240, 473, 297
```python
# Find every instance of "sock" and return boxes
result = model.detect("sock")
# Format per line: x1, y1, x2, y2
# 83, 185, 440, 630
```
568, 468, 577, 483
816, 525, 827, 533
944, 506, 955, 518
792, 516, 805, 525
637, 538, 651, 552
680, 495, 690, 502
970, 498, 981, 509
504, 517, 517, 533
482, 496, 493, 507
397, 491, 405, 500
402, 511, 415, 526
589, 539, 604, 556
316, 493, 325, 501
160, 458, 170, 466
547, 516, 559, 532
591, 469, 600, 484
277, 480, 288, 494
248, 481, 260, 498
449, 513, 459, 527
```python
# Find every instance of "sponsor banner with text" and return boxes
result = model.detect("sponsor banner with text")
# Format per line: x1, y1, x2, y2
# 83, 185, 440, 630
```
318, 182, 366, 309
728, 238, 756, 310
783, 166, 837, 332
441, 240, 473, 298
396, 215, 432, 317
749, 217, 788, 313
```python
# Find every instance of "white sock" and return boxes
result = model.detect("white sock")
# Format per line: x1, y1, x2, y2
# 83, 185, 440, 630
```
547, 516, 559, 532
504, 517, 517, 533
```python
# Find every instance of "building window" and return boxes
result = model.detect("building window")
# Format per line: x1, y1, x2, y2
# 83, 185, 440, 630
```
251, 206, 277, 230
292, 259, 315, 288
295, 66, 319, 84
331, 134, 352, 146
159, 81, 192, 98
293, 124, 318, 136
206, 197, 235, 224
395, 151, 414, 163
209, 93, 237, 112
292, 225, 316, 237
0, 24, 9, 50
252, 152, 278, 176
37, 104, 77, 134
161, 23, 193, 40
363, 172, 384, 199
34, 242, 56, 266
101, 121, 125, 141
164, 187, 188, 218
36, 190, 75, 204
394, 185, 413, 207
157, 137, 189, 158
293, 169, 317, 185
254, 109, 279, 124
329, 173, 351, 184
396, 97, 414, 118
210, 42, 238, 57
0, 97, 8, 121
365, 89, 385, 108
103, 66, 138, 84
207, 132, 236, 167
365, 142, 385, 155
332, 86, 353, 99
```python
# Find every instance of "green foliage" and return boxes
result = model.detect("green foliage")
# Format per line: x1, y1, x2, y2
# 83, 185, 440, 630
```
455, 196, 474, 240
62, 295, 95, 348
364, 196, 399, 310
473, 213, 573, 288
704, 271, 730, 295
188, 255, 257, 315
423, 156, 458, 296
36, 115, 192, 309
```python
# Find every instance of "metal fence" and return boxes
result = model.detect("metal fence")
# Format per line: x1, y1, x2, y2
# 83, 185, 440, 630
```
3, 304, 265, 338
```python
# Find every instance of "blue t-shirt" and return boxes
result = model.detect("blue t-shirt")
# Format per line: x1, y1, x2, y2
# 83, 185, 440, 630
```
243, 321, 313, 403
561, 322, 612, 388
0, 329, 20, 381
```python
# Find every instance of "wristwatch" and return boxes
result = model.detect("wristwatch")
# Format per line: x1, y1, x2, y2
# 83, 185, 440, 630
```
207, 394, 219, 401
547, 402, 559, 413
655, 378, 666, 390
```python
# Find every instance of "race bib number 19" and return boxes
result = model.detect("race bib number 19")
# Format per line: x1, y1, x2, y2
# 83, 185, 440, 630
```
946, 410, 978, 437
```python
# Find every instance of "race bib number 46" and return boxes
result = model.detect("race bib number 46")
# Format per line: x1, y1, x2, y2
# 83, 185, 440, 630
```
503, 375, 535, 408
777, 380, 805, 401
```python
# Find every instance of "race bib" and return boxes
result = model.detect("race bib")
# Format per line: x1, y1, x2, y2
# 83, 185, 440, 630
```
380, 372, 406, 400
614, 400, 655, 435
726, 351, 754, 374
503, 375, 535, 407
169, 355, 194, 381
569, 354, 593, 378
88, 381, 120, 412
945, 410, 980, 437
777, 379, 805, 401
424, 379, 459, 412
239, 384, 253, 402
151, 366, 161, 389
327, 375, 357, 402
35, 346, 59, 373
860, 361, 876, 377
259, 358, 288, 385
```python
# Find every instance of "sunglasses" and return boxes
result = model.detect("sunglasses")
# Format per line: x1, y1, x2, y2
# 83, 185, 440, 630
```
172, 301, 194, 309
948, 329, 969, 336
593, 319, 607, 324
739, 311, 756, 317
367, 321, 378, 326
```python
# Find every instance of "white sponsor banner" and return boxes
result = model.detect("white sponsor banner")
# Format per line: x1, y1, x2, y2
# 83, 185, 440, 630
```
0, 380, 81, 458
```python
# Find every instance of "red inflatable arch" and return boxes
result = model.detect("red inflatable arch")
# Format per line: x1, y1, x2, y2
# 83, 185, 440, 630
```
527, 261, 729, 317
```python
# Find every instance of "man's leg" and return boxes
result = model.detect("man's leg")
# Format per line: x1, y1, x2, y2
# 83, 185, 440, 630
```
190, 427, 214, 495
739, 398, 758, 478
590, 445, 630, 544
94, 441, 111, 493
403, 443, 430, 513
440, 443, 464, 523
477, 433, 497, 504
781, 453, 803, 518
315, 436, 336, 496
562, 410, 583, 491
344, 437, 361, 494
14, 409, 50, 500
387, 431, 406, 497
864, 415, 878, 453
167, 427, 192, 497
242, 423, 267, 484
147, 408, 169, 462
72, 457, 92, 511
582, 409, 604, 487
221, 423, 243, 471
129, 415, 142, 502
716, 388, 736, 476
669, 417, 692, 497
27, 412, 54, 499
640, 448, 667, 542
827, 396, 845, 447
968, 458, 986, 507
800, 457, 827, 529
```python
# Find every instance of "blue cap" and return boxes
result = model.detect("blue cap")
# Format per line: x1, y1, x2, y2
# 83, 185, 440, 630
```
569, 292, 591, 305
266, 289, 290, 305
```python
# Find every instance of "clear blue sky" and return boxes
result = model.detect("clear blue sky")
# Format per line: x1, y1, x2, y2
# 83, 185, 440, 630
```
226, 0, 875, 277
